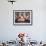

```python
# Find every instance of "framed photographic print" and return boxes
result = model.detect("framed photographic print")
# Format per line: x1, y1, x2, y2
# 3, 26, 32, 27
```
13, 10, 32, 25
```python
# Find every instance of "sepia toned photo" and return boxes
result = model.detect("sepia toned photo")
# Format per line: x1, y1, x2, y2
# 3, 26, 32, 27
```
13, 10, 32, 25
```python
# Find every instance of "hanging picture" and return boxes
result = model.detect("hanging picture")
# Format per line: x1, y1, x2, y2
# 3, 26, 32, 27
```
13, 10, 32, 25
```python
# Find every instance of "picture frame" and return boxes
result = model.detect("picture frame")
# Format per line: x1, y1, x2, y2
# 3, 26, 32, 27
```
13, 10, 32, 25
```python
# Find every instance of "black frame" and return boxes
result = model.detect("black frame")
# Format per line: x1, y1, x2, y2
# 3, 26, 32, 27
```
13, 10, 33, 26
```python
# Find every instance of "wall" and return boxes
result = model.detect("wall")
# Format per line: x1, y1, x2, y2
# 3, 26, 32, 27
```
0, 0, 46, 42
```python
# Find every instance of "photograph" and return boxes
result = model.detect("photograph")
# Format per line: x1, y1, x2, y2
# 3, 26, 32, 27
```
13, 10, 32, 25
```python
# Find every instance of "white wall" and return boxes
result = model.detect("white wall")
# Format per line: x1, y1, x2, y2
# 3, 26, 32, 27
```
0, 0, 46, 42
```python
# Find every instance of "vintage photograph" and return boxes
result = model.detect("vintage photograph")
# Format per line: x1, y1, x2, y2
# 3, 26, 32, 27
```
13, 10, 32, 25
